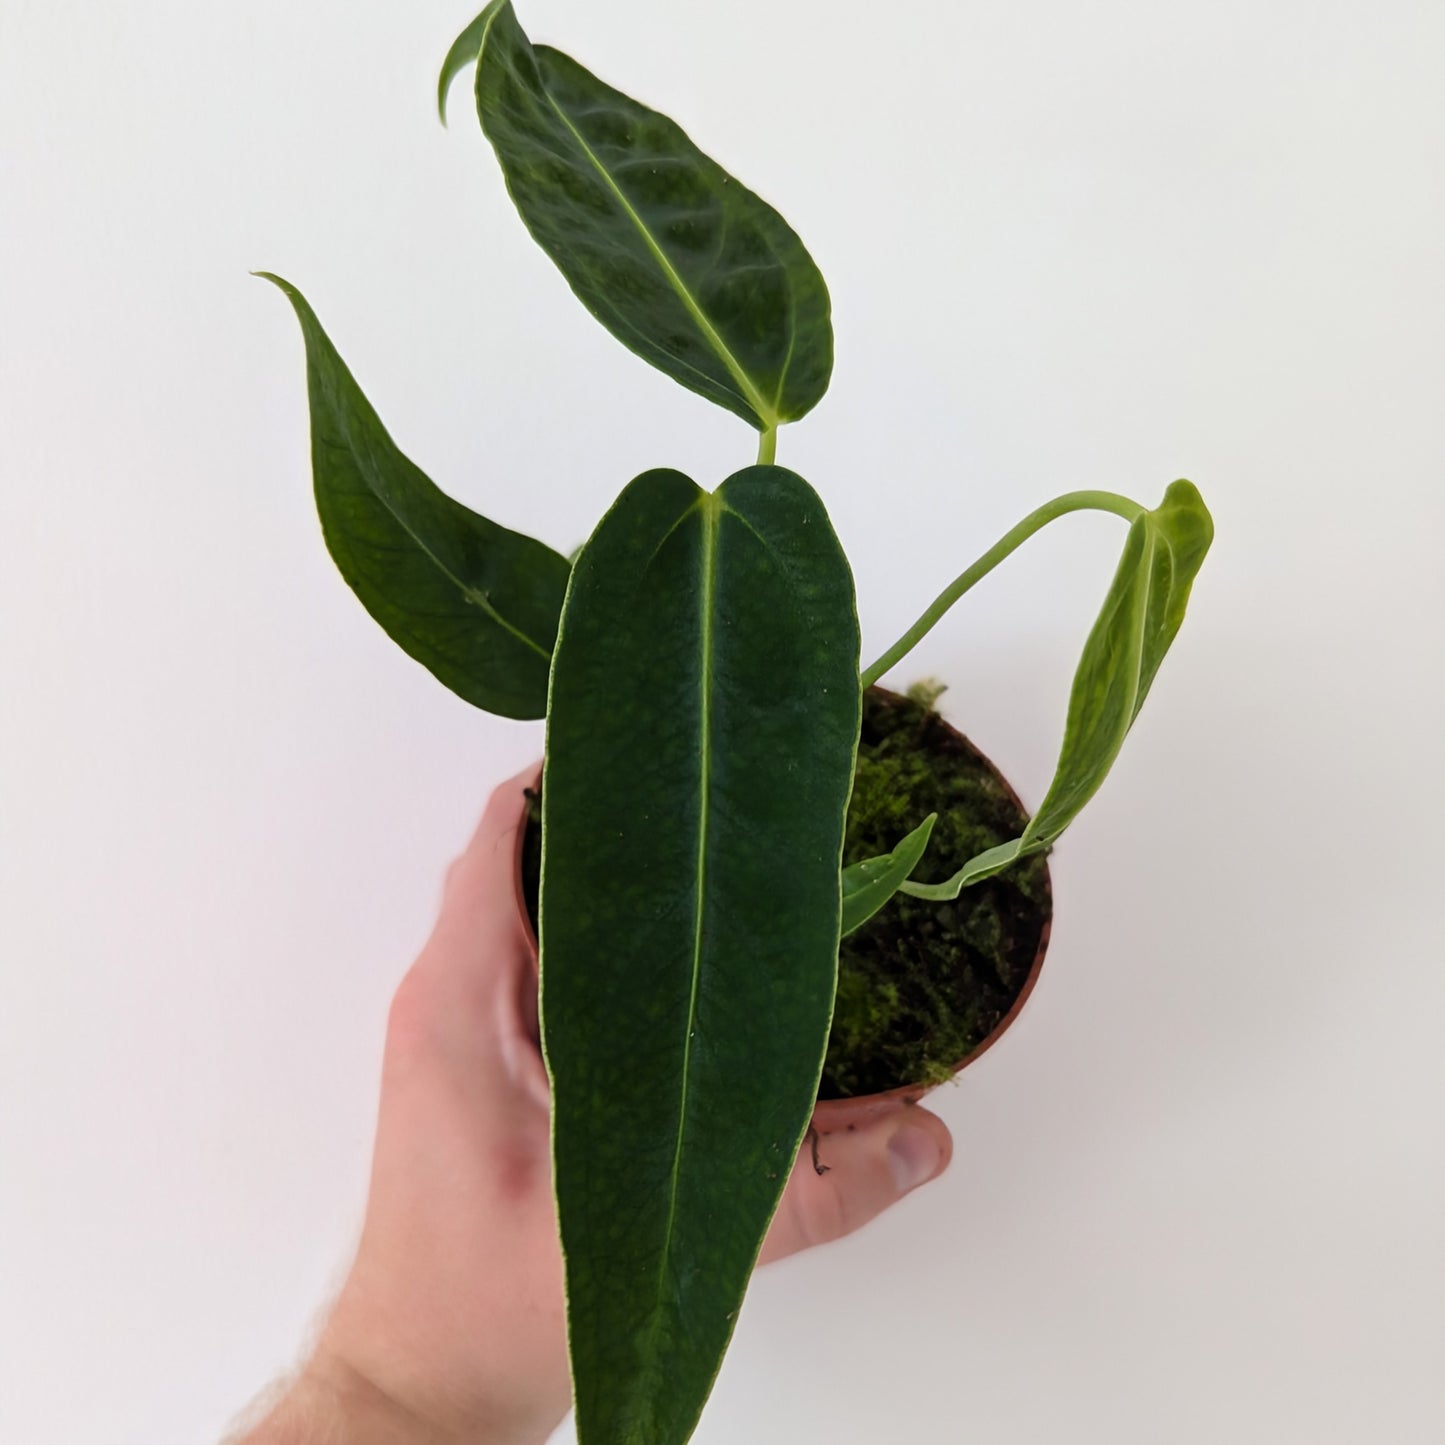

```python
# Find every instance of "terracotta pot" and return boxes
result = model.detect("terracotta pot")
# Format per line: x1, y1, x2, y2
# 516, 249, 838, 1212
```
510, 692, 1051, 1134
810, 911, 1051, 1136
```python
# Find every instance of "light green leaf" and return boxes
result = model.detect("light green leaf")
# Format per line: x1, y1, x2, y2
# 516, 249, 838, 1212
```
903, 480, 1213, 896
259, 273, 570, 719
840, 814, 937, 936
541, 465, 860, 1445
896, 837, 1023, 899
440, 1, 833, 432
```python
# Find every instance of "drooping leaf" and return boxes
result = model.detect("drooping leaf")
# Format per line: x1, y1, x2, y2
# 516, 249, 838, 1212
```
259, 274, 570, 719
840, 813, 937, 936
903, 480, 1213, 897
440, 1, 833, 432
541, 465, 860, 1445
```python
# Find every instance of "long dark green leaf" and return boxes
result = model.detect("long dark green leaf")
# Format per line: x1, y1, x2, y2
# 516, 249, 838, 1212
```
259, 274, 570, 719
903, 480, 1213, 896
840, 814, 937, 937
541, 465, 860, 1445
440, 1, 833, 432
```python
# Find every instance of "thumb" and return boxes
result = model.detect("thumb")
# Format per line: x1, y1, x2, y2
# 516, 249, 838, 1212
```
760, 1107, 953, 1264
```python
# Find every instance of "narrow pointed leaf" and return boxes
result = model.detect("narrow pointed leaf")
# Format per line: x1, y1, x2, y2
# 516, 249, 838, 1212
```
903, 480, 1213, 897
259, 274, 570, 719
840, 813, 937, 936
440, 1, 833, 431
542, 465, 860, 1445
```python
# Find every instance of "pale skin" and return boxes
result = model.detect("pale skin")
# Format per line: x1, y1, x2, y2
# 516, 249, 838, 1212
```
236, 769, 953, 1445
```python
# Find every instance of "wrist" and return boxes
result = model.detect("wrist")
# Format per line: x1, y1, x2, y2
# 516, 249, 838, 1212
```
242, 1352, 448, 1445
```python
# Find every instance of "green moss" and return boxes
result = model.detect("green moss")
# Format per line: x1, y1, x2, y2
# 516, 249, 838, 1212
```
824, 687, 1051, 1099
518, 686, 1051, 1102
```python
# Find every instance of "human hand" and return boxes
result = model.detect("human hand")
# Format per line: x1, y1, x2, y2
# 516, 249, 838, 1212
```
241, 768, 952, 1444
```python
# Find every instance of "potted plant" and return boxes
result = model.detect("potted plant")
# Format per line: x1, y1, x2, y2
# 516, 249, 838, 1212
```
261, 4, 1213, 1443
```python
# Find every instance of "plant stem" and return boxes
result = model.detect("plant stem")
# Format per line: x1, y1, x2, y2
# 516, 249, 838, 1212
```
860, 489, 1146, 688
756, 426, 778, 467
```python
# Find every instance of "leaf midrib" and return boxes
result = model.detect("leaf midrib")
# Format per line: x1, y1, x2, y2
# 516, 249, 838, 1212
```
268, 264, 557, 666
634, 495, 718, 1400
1027, 519, 1156, 845
530, 72, 779, 431
327, 426, 553, 664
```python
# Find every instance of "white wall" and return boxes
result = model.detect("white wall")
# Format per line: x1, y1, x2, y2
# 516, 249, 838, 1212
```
2, 0, 1441, 1440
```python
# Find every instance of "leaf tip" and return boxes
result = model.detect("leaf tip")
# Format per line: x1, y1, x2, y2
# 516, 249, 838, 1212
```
436, 65, 457, 126
437, 0, 507, 128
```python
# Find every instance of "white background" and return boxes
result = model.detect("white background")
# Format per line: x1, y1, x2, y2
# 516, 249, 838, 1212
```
2, 0, 1442, 1440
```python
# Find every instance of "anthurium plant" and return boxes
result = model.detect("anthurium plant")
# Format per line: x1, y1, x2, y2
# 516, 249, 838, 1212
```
261, 5, 1213, 1444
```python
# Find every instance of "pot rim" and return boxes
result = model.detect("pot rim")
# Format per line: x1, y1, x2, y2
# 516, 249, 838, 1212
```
509, 685, 1052, 1130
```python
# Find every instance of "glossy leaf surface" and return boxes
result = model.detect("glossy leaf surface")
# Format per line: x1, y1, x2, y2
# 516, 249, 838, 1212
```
542, 465, 860, 1445
904, 480, 1213, 896
260, 274, 570, 719
440, 1, 832, 431
840, 813, 937, 936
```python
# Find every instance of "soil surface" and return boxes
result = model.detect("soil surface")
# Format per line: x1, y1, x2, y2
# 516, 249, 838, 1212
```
518, 686, 1052, 1101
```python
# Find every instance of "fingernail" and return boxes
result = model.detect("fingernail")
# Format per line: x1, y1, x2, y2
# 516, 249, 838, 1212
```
887, 1120, 942, 1194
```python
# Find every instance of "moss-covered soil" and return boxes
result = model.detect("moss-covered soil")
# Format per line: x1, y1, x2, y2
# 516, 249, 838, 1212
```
518, 685, 1052, 1102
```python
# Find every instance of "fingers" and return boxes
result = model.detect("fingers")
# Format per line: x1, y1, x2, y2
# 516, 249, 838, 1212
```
759, 1106, 952, 1264
385, 766, 549, 1110
412, 764, 539, 977
438, 764, 543, 934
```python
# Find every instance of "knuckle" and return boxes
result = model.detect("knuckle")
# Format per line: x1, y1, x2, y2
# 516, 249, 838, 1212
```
443, 855, 467, 895
384, 966, 436, 1055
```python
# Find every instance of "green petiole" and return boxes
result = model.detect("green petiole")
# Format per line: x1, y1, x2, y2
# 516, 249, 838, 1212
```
860, 489, 1146, 687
